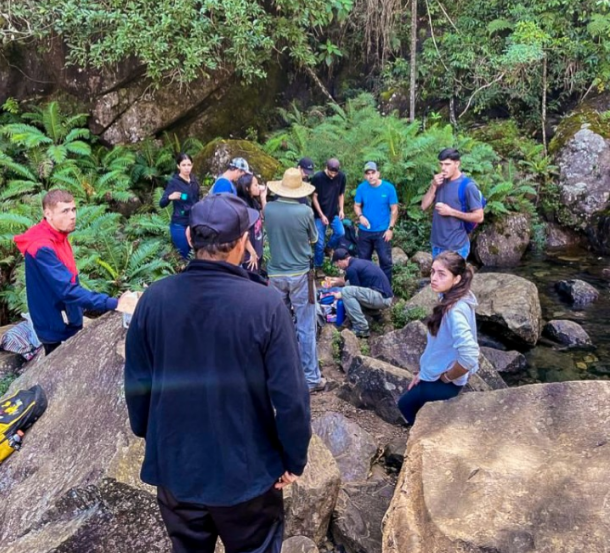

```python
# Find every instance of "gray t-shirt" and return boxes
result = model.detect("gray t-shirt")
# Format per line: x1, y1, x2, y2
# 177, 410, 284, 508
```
265, 199, 318, 276
431, 175, 483, 250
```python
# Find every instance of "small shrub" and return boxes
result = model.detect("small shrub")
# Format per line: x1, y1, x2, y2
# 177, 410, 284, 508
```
391, 300, 427, 329
0, 373, 17, 397
392, 262, 420, 300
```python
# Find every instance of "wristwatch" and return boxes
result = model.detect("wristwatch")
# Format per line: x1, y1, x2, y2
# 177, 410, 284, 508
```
388, 226, 394, 231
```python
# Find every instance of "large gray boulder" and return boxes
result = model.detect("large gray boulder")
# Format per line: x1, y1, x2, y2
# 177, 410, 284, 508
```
331, 479, 394, 553
480, 346, 528, 373
406, 273, 542, 346
383, 381, 610, 553
0, 314, 172, 553
556, 279, 599, 307
340, 329, 361, 373
311, 412, 377, 483
556, 128, 610, 232
281, 536, 319, 553
473, 213, 531, 267
284, 435, 342, 546
369, 321, 428, 372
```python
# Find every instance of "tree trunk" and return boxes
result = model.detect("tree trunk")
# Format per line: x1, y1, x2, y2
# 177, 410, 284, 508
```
542, 52, 548, 155
409, 0, 417, 122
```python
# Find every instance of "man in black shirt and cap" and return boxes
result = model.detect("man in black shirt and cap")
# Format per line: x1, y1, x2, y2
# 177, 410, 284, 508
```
125, 193, 311, 553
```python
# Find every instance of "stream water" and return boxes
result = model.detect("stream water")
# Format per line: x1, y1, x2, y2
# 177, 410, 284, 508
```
481, 249, 610, 386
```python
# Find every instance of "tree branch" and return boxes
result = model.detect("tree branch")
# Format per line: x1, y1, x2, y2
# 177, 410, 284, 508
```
459, 72, 506, 118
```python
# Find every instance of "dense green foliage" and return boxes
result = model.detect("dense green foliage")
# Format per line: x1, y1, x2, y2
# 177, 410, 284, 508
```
1, 0, 352, 84
0, 101, 196, 314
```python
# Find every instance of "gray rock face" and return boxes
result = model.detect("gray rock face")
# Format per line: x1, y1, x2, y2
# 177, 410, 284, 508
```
311, 412, 377, 483
391, 247, 409, 266
340, 329, 360, 373
411, 251, 433, 277
317, 324, 339, 370
383, 381, 610, 553
0, 351, 26, 380
339, 356, 413, 426
281, 536, 319, 553
406, 272, 542, 346
556, 128, 610, 231
587, 211, 610, 255
0, 313, 172, 553
284, 435, 342, 546
545, 223, 586, 250
473, 213, 531, 267
331, 480, 394, 553
369, 321, 428, 372
556, 279, 599, 307
480, 346, 528, 373
543, 319, 593, 349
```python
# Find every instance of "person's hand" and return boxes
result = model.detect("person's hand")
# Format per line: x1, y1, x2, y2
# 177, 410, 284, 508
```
432, 173, 444, 188
338, 209, 345, 220
321, 215, 329, 226
408, 373, 421, 391
246, 255, 259, 271
434, 202, 455, 217
117, 291, 141, 314
359, 215, 371, 229
275, 471, 299, 490
260, 184, 268, 201
168, 191, 182, 201
383, 229, 394, 242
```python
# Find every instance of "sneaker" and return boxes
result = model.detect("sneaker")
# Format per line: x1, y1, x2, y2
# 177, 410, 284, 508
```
308, 377, 327, 393
354, 329, 370, 338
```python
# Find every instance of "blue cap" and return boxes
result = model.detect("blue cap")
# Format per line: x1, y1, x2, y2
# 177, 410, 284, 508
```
189, 194, 259, 246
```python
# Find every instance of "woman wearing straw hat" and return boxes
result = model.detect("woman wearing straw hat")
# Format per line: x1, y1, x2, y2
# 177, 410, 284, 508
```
264, 168, 326, 393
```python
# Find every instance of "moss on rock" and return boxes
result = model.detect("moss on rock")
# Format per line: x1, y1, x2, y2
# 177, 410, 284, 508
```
549, 106, 610, 156
194, 138, 281, 182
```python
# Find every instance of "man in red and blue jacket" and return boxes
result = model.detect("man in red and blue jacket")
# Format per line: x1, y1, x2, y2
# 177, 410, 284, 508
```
14, 189, 119, 355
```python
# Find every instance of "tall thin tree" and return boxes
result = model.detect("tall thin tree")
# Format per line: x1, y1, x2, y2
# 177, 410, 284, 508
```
409, 0, 417, 122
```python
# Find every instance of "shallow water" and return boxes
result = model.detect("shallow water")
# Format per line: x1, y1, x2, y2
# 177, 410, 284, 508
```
480, 249, 610, 385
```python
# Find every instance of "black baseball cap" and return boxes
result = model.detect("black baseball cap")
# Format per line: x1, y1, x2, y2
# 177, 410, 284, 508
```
332, 248, 350, 262
297, 157, 315, 176
189, 194, 259, 246
326, 158, 341, 171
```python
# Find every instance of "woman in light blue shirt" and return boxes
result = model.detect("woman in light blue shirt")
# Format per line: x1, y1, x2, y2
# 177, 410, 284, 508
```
397, 251, 479, 425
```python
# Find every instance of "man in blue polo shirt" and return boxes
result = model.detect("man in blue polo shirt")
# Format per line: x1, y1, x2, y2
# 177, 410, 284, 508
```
329, 248, 393, 338
210, 157, 251, 195
354, 161, 399, 283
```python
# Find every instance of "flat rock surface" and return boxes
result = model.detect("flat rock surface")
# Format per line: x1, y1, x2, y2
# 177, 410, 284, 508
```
383, 381, 610, 553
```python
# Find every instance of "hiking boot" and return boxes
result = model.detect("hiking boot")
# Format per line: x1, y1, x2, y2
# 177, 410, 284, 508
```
354, 329, 370, 338
309, 377, 327, 393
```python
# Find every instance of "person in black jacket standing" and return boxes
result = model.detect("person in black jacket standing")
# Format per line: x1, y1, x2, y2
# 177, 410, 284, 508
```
159, 153, 201, 259
125, 193, 311, 553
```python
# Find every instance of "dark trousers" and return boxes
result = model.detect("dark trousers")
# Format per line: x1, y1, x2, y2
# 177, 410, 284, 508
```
43, 342, 61, 355
397, 379, 463, 425
170, 223, 191, 260
357, 230, 393, 284
157, 485, 284, 553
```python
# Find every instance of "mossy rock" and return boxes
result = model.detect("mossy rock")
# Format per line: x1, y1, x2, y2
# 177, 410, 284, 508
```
193, 138, 281, 183
549, 106, 610, 156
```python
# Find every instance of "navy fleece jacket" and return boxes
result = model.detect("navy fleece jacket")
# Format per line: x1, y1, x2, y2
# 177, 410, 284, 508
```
125, 260, 312, 506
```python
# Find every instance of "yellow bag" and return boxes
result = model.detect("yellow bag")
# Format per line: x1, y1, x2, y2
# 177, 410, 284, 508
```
0, 385, 47, 464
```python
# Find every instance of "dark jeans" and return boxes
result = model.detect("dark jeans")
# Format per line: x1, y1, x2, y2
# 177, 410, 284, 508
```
157, 485, 284, 553
397, 379, 463, 425
170, 223, 191, 260
43, 342, 61, 355
357, 229, 393, 284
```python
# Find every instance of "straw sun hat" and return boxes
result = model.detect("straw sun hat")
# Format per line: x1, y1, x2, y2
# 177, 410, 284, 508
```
267, 168, 315, 199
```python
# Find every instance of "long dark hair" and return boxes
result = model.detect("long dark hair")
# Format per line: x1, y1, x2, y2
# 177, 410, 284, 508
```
236, 174, 261, 210
426, 251, 474, 337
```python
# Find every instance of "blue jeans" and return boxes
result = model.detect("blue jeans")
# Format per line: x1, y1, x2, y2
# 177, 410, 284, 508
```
314, 216, 345, 267
432, 242, 470, 260
397, 379, 463, 425
270, 273, 321, 388
170, 223, 191, 259
357, 230, 393, 284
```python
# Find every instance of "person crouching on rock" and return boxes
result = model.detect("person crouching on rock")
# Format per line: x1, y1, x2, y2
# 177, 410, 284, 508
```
397, 251, 479, 425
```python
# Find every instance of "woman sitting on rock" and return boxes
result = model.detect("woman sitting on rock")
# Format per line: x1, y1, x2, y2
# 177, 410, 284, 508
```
397, 251, 480, 425
159, 153, 201, 259
236, 173, 267, 274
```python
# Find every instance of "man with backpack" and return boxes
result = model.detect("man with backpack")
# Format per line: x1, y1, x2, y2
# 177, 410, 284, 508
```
125, 194, 311, 553
421, 148, 485, 259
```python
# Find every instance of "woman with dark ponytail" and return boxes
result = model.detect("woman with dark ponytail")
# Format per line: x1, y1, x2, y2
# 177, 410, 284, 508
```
397, 251, 479, 425
159, 153, 201, 259
236, 173, 267, 273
